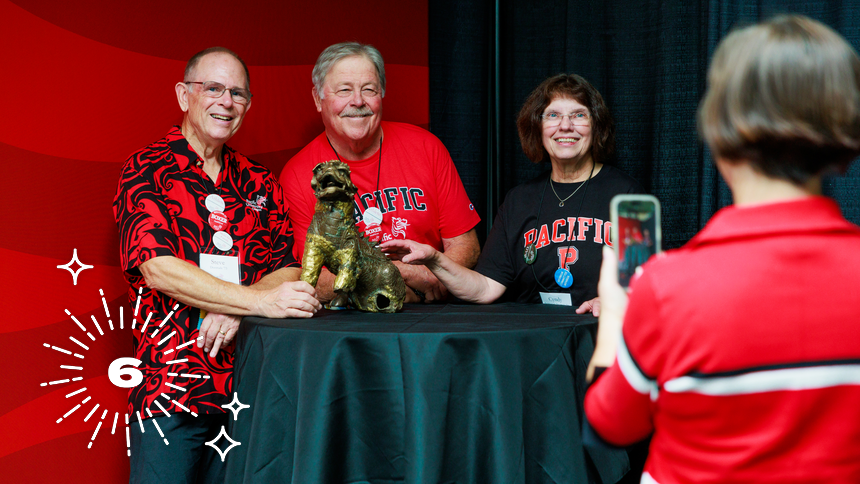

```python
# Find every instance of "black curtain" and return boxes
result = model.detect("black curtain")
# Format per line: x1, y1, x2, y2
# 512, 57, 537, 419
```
430, 0, 860, 249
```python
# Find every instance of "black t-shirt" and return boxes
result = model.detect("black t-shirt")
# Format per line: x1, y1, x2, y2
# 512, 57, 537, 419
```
475, 164, 643, 304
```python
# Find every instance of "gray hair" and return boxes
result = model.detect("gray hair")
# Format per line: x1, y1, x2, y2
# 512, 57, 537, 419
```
312, 42, 386, 99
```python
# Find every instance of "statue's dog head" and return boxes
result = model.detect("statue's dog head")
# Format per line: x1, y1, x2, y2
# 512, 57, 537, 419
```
311, 160, 358, 202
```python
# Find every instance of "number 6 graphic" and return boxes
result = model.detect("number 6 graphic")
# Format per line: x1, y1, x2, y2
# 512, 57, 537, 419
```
108, 357, 143, 388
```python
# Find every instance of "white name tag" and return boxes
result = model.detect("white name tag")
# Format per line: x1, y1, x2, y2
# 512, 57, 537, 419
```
199, 253, 241, 285
539, 292, 572, 306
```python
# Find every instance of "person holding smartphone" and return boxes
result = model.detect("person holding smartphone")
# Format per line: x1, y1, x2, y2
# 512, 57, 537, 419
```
585, 15, 860, 483
382, 74, 642, 314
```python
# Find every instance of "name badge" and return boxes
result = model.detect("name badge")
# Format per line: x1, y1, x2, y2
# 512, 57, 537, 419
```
199, 252, 241, 285
198, 252, 241, 329
539, 292, 572, 306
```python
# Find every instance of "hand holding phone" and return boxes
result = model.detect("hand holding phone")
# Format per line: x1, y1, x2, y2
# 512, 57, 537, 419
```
610, 195, 661, 287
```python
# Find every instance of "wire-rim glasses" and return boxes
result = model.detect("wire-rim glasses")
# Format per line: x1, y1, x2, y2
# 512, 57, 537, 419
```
541, 111, 590, 127
186, 81, 252, 105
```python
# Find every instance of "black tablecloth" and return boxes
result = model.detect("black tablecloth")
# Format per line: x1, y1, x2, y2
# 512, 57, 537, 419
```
226, 303, 629, 483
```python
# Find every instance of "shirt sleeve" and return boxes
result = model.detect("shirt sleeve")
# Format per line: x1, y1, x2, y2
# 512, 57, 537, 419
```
473, 195, 515, 287
428, 135, 480, 239
584, 270, 660, 446
113, 156, 180, 273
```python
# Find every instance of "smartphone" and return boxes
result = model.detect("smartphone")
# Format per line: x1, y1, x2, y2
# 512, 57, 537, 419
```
610, 194, 661, 287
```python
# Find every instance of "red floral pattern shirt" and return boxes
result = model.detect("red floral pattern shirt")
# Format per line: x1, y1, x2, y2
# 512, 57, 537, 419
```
113, 127, 298, 420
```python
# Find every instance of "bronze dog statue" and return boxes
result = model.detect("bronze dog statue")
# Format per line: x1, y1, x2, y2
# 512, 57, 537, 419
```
300, 160, 406, 312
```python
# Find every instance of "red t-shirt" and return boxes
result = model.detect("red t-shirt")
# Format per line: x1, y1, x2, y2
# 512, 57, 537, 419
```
113, 127, 298, 420
279, 121, 480, 261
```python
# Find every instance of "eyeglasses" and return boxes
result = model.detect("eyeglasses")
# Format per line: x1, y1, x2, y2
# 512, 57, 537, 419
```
185, 81, 252, 105
541, 111, 590, 127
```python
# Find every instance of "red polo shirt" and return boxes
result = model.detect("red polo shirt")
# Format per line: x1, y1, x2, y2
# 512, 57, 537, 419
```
586, 196, 860, 483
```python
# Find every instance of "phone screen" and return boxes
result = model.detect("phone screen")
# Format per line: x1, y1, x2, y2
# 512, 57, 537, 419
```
613, 197, 660, 287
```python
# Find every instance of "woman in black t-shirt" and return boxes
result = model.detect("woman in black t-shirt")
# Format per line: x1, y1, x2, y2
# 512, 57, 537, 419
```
382, 74, 641, 313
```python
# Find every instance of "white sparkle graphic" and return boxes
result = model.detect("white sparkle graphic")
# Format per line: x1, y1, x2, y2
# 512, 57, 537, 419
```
221, 392, 250, 421
205, 426, 241, 462
56, 248, 93, 285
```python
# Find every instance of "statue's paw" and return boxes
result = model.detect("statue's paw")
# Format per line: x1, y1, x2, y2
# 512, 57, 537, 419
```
329, 292, 350, 309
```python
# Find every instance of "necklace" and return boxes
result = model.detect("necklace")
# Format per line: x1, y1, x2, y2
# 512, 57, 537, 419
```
550, 162, 593, 207
526, 161, 595, 292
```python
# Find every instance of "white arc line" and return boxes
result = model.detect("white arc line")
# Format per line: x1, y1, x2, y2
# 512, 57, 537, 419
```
87, 421, 103, 448
150, 418, 169, 445
156, 304, 181, 329
61, 365, 83, 370
90, 316, 104, 336
44, 343, 71, 355
112, 413, 119, 434
140, 312, 154, 333
134, 287, 143, 317
153, 399, 172, 416
136, 411, 145, 433
65, 309, 86, 331
164, 337, 202, 355
41, 379, 69, 386
66, 387, 86, 398
157, 331, 176, 346
165, 382, 187, 392
69, 336, 89, 351
99, 289, 111, 317
84, 404, 100, 422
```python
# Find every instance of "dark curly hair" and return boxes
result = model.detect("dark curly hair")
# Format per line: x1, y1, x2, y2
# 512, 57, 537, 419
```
517, 74, 615, 165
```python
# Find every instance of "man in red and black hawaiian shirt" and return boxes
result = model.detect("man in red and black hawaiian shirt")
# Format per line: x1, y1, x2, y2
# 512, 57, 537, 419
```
113, 47, 321, 484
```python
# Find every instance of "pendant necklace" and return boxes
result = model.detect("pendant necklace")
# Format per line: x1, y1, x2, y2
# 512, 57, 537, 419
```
550, 167, 588, 207
525, 160, 595, 291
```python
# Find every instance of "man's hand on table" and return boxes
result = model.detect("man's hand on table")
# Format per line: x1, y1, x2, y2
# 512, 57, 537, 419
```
256, 280, 322, 318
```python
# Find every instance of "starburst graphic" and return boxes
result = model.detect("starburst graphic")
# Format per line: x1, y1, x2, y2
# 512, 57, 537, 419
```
222, 392, 250, 420
42, 287, 214, 456
205, 425, 241, 462
56, 248, 94, 285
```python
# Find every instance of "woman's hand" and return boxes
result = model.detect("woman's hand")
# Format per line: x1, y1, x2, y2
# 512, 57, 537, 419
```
575, 297, 601, 316
380, 239, 440, 267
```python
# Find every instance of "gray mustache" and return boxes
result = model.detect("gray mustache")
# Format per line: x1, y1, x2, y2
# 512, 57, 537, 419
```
340, 106, 374, 117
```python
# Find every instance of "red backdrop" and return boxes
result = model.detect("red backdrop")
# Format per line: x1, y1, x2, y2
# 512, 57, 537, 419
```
0, 1, 428, 481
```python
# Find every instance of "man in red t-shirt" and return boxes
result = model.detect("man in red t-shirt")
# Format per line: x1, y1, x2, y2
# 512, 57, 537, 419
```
114, 47, 321, 483
279, 42, 480, 304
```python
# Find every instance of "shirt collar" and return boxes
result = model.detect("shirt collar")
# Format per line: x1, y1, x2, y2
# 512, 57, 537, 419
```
687, 196, 858, 248
165, 126, 235, 173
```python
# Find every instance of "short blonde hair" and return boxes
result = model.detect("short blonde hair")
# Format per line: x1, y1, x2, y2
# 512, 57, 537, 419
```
698, 15, 860, 183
